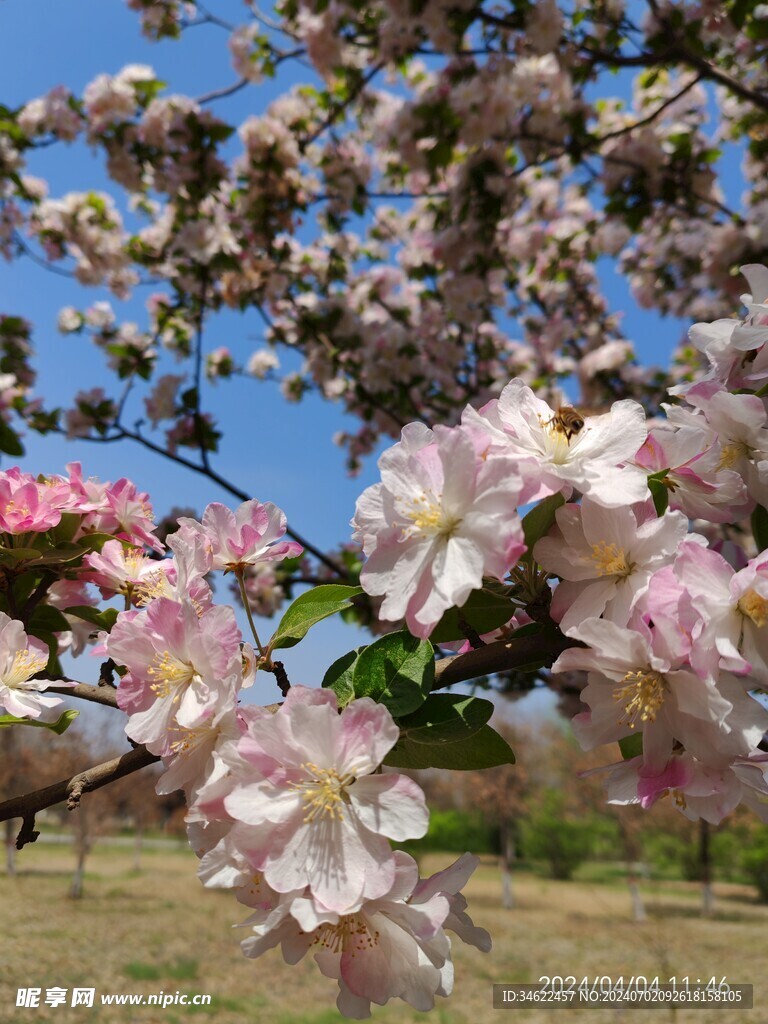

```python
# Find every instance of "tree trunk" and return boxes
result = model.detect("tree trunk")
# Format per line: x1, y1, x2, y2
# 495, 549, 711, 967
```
70, 805, 91, 900
700, 820, 714, 916
5, 818, 16, 876
616, 814, 646, 921
501, 819, 515, 910
133, 818, 143, 873
627, 874, 646, 922
2, 728, 17, 876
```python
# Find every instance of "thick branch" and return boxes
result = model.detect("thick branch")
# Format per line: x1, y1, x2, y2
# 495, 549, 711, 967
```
433, 630, 577, 690
46, 682, 119, 709
0, 745, 160, 844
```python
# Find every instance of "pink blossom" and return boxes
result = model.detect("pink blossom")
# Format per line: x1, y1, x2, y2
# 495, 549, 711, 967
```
353, 423, 527, 638
671, 542, 768, 684
0, 613, 66, 719
552, 591, 768, 770
464, 379, 649, 507
82, 540, 173, 603
107, 598, 243, 756
224, 686, 429, 913
177, 500, 302, 573
634, 424, 749, 522
535, 498, 690, 632
238, 851, 487, 1018
0, 475, 62, 534
603, 750, 768, 824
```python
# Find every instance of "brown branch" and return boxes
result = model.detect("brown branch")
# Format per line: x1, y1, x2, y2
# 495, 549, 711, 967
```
197, 78, 250, 104
302, 62, 383, 149
433, 630, 578, 690
48, 423, 349, 581
46, 681, 119, 709
0, 745, 160, 847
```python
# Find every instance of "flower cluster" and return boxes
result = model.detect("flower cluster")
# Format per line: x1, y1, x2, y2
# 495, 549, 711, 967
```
357, 263, 768, 825
93, 497, 489, 1015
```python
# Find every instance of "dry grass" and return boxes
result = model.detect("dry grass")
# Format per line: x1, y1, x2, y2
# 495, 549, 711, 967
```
1, 841, 767, 1023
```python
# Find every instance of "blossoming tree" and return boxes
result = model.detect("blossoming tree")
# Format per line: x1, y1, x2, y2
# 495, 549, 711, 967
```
4, 0, 768, 1016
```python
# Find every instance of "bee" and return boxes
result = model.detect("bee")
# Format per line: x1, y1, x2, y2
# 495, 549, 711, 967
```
547, 405, 585, 441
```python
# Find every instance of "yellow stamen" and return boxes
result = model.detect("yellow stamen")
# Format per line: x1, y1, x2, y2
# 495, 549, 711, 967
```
738, 589, 768, 628
312, 915, 380, 956
167, 722, 209, 755
6, 648, 48, 686
401, 492, 462, 539
718, 440, 752, 469
134, 569, 172, 606
590, 541, 633, 578
613, 669, 666, 727
146, 650, 194, 700
292, 763, 354, 823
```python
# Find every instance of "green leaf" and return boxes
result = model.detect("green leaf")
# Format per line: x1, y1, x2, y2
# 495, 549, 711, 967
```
385, 724, 515, 770
76, 532, 118, 553
752, 504, 768, 552
269, 584, 363, 651
0, 419, 24, 457
0, 709, 79, 734
64, 606, 119, 631
429, 586, 515, 644
321, 647, 365, 707
619, 733, 643, 760
29, 605, 71, 635
396, 693, 493, 744
48, 512, 81, 545
0, 546, 42, 565
522, 493, 565, 556
351, 630, 434, 716
648, 477, 669, 517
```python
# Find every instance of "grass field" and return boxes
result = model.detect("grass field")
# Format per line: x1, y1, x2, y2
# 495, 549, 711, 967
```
2, 841, 767, 1023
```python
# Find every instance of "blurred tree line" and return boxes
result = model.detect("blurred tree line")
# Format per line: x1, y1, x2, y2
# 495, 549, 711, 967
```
5, 714, 768, 909
401, 721, 768, 911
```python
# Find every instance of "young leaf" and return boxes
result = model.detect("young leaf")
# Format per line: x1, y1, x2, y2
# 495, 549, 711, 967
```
648, 477, 669, 517
269, 585, 363, 651
48, 512, 81, 546
0, 420, 24, 457
385, 724, 515, 770
0, 547, 42, 565
0, 709, 79, 734
351, 630, 434, 716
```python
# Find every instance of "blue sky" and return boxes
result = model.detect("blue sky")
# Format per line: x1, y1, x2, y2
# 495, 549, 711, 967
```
0, 0, 733, 718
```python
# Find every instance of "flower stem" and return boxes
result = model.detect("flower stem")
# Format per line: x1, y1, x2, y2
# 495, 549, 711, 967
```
235, 570, 267, 658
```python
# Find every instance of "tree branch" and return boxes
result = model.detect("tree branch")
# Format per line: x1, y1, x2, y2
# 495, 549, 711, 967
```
0, 745, 160, 847
433, 630, 578, 690
49, 423, 350, 580
46, 681, 119, 709
302, 62, 383, 149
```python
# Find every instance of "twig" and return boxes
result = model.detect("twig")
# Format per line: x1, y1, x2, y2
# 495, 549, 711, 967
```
197, 78, 250, 105
302, 62, 383, 149
269, 660, 291, 697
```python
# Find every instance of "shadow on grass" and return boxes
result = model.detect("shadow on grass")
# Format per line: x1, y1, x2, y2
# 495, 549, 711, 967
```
642, 901, 765, 923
